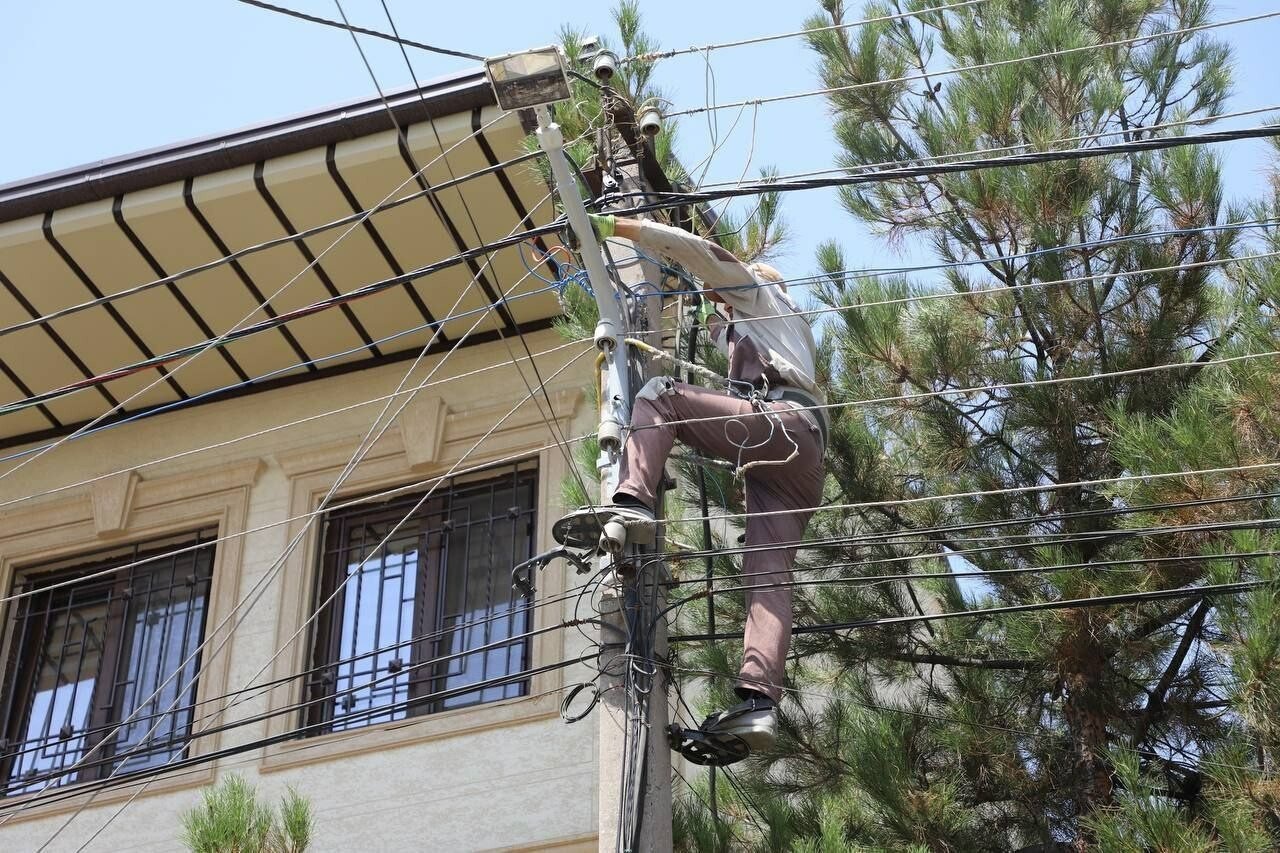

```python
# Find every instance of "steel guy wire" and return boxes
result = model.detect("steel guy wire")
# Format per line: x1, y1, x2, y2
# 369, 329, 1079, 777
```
664, 9, 1280, 118
233, 0, 483, 60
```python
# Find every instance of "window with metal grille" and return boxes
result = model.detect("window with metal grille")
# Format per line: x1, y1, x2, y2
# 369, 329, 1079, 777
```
303, 461, 537, 735
0, 530, 216, 797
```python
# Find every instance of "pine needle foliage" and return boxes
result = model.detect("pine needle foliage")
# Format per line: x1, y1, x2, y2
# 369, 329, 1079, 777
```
671, 3, 1280, 850
180, 775, 313, 853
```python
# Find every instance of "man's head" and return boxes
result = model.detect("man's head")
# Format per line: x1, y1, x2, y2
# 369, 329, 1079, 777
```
749, 262, 787, 292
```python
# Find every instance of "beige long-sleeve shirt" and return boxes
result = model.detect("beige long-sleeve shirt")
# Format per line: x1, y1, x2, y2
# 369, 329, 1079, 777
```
629, 220, 822, 399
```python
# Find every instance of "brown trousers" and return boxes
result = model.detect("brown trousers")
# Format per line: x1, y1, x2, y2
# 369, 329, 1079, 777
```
615, 380, 825, 701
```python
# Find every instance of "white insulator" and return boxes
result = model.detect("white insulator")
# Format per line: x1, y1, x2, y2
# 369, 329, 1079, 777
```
594, 317, 618, 350
638, 101, 663, 137
598, 418, 623, 453
592, 50, 618, 83
600, 519, 627, 553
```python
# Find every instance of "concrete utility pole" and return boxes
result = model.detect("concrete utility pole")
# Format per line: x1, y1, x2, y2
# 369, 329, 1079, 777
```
487, 45, 672, 851
532, 105, 673, 852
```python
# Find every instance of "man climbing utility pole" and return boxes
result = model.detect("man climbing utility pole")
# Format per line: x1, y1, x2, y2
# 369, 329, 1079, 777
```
584, 213, 828, 766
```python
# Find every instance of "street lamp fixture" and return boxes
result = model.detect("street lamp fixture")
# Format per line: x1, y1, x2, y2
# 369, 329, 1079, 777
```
484, 46, 571, 111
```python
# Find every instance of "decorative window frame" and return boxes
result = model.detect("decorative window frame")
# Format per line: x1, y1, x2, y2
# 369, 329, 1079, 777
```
259, 387, 583, 772
0, 459, 261, 822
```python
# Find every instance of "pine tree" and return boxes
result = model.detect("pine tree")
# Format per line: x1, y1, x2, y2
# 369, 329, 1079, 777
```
674, 2, 1280, 849
180, 775, 313, 853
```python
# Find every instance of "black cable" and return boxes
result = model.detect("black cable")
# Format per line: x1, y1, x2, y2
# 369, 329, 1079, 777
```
663, 515, 1280, 590
671, 579, 1271, 643
683, 299, 722, 826
0, 148, 542, 339
604, 125, 1280, 215
0, 653, 593, 813
656, 489, 1280, 574
6, 618, 590, 794
234, 0, 483, 59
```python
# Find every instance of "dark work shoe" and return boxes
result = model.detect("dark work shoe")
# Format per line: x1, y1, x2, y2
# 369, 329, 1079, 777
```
699, 695, 777, 754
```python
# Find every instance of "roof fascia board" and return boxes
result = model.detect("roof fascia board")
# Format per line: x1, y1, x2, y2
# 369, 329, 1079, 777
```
0, 68, 496, 223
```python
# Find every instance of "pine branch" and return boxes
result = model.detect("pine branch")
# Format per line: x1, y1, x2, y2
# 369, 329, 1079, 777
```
1129, 596, 1211, 749
884, 650, 1046, 671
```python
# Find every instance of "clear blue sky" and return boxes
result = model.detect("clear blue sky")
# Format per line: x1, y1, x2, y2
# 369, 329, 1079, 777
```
1, 0, 1276, 280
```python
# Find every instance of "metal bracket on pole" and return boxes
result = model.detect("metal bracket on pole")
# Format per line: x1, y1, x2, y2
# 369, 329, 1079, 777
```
534, 105, 631, 489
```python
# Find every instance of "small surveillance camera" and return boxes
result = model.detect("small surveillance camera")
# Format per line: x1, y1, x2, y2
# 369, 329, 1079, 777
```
592, 50, 618, 83
638, 101, 663, 137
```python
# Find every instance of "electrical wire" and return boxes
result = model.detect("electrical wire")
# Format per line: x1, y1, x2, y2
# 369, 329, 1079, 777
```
0, 113, 519, 339
664, 9, 1280, 118
9, 125, 1275, 426
671, 546, 1280, 613
2, 653, 597, 816
11, 197, 565, 836
627, 347, 1280, 440
233, 0, 483, 60
670, 578, 1272, 644
0, 121, 544, 500
47, 283, 582, 834
607, 125, 1280, 214
623, 0, 988, 63
4, 215, 1270, 483
4, 232, 1270, 422
8, 433, 1277, 615
697, 103, 1280, 189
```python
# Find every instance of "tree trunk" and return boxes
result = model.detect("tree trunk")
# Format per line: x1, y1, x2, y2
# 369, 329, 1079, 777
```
1060, 620, 1113, 848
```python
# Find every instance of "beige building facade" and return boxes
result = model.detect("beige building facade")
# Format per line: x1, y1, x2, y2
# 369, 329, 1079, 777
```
0, 70, 602, 852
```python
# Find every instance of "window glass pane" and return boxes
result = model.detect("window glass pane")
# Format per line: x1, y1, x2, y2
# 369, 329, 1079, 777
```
5, 598, 109, 795
109, 550, 211, 775
307, 464, 536, 734
327, 521, 419, 731
1, 531, 216, 797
